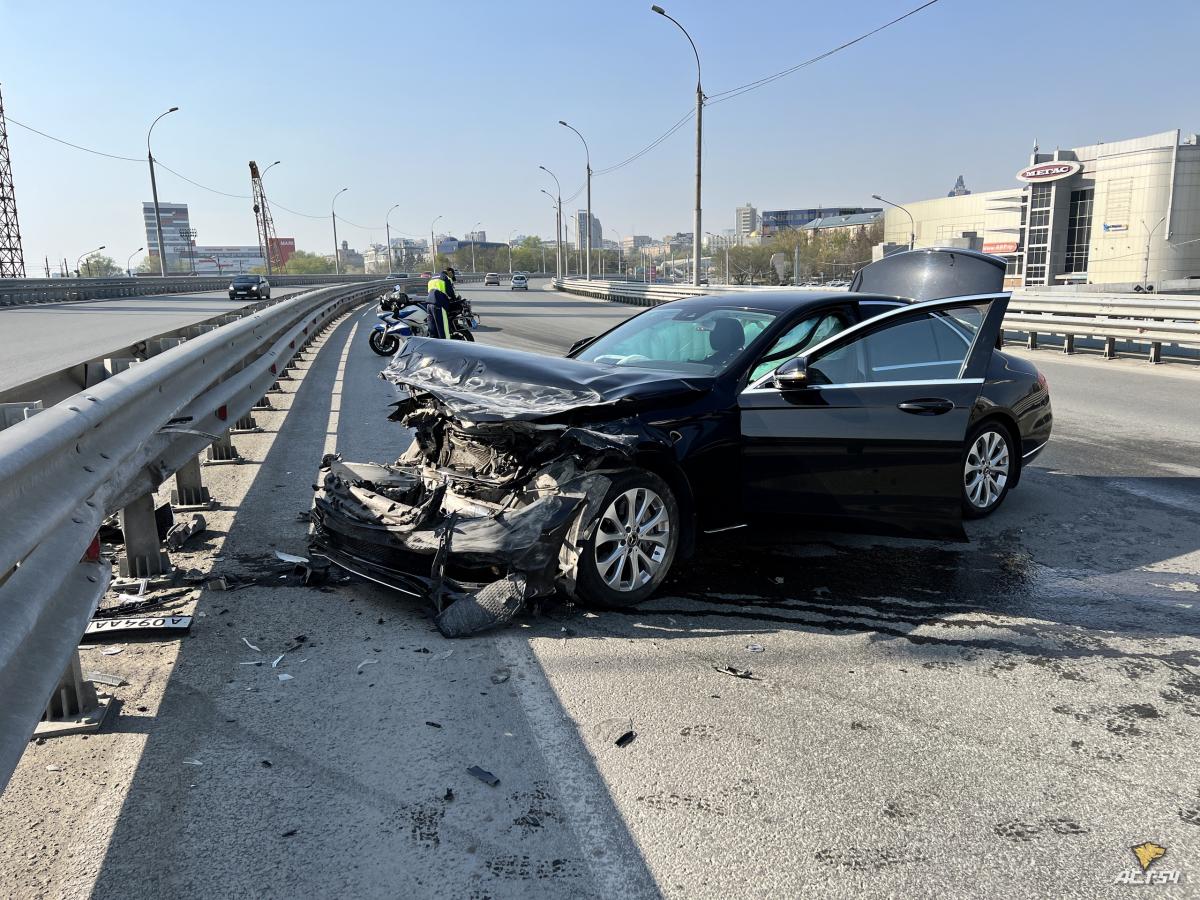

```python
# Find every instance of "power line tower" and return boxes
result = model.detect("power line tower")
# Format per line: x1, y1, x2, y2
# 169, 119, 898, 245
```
249, 161, 283, 275
0, 84, 26, 278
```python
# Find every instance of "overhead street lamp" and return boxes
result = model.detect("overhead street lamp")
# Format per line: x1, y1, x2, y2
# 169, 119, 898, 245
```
651, 5, 703, 287
262, 160, 282, 178
558, 120, 592, 280
385, 204, 400, 274
871, 194, 915, 250
429, 214, 443, 272
147, 106, 179, 276
76, 245, 105, 278
468, 220, 482, 274
125, 246, 144, 277
539, 165, 564, 279
331, 187, 348, 274
507, 229, 518, 274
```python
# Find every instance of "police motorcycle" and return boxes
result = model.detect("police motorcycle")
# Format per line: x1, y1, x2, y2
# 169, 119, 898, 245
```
368, 289, 477, 356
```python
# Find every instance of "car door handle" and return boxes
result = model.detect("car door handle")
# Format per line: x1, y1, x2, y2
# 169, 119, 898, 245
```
897, 398, 955, 415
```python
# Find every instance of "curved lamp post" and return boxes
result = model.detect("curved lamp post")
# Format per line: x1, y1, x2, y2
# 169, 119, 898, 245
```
651, 5, 703, 286
147, 106, 179, 276
331, 188, 348, 274
77, 245, 105, 278
125, 246, 144, 277
385, 204, 400, 273
558, 121, 592, 280
872, 194, 915, 250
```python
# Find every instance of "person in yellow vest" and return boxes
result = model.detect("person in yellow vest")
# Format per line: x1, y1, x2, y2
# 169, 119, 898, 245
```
426, 267, 458, 339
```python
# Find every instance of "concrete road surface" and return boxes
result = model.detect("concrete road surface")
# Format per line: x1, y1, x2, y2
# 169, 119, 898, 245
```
1, 279, 1198, 898
0, 285, 315, 394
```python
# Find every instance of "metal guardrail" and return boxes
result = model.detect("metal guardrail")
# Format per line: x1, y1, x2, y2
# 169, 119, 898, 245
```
0, 280, 385, 792
554, 279, 1200, 363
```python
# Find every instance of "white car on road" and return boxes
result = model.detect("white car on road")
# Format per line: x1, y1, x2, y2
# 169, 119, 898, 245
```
511, 274, 528, 291
484, 272, 500, 285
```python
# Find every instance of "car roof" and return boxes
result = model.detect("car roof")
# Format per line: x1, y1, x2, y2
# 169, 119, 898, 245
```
657, 290, 909, 313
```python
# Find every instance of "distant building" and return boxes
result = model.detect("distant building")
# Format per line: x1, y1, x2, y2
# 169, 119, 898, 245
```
575, 211, 602, 249
800, 211, 884, 235
760, 206, 881, 236
735, 203, 757, 240
464, 230, 487, 243
947, 175, 972, 197
622, 234, 653, 251
323, 240, 363, 270
194, 245, 265, 274
142, 201, 193, 270
363, 244, 391, 274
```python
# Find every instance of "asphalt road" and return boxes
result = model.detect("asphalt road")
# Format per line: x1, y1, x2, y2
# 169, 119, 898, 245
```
1, 279, 1198, 898
0, 286, 314, 395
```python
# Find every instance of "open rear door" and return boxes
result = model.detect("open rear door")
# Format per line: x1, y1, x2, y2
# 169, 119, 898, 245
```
739, 293, 1010, 540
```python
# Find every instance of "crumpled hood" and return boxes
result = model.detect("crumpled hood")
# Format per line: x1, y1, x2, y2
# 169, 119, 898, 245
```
381, 337, 714, 422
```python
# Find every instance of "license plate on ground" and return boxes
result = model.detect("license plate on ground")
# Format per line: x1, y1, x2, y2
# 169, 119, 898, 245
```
83, 615, 193, 638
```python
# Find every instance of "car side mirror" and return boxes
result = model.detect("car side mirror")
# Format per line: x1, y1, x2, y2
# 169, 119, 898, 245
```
773, 357, 809, 391
567, 336, 595, 356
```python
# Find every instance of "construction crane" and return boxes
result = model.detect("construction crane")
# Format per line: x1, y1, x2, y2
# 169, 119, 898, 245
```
0, 84, 26, 278
249, 160, 283, 275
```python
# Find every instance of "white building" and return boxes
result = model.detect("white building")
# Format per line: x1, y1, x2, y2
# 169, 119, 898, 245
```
735, 202, 757, 241
880, 129, 1200, 288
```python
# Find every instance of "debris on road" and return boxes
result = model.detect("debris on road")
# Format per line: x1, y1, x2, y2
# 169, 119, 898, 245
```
426, 721, 442, 728
713, 665, 761, 680
444, 788, 455, 802
615, 730, 637, 748
100, 646, 125, 656
357, 659, 378, 673
84, 672, 127, 687
277, 673, 294, 682
165, 513, 207, 550
467, 766, 500, 787
281, 829, 298, 838
274, 550, 309, 565
45, 764, 63, 772
182, 758, 202, 766
271, 654, 285, 668
242, 638, 262, 652
490, 669, 511, 684
84, 615, 192, 639
745, 644, 765, 653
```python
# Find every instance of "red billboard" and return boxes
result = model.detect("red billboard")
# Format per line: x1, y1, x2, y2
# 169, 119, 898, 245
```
269, 237, 296, 267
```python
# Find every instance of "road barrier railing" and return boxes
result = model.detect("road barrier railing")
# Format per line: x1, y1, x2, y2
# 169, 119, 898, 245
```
0, 280, 386, 793
554, 279, 1200, 363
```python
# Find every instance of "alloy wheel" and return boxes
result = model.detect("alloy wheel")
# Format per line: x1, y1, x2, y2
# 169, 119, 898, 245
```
593, 487, 671, 592
964, 429, 1010, 510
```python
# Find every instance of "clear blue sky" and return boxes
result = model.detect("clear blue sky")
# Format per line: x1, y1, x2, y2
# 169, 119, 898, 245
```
2, 0, 1197, 268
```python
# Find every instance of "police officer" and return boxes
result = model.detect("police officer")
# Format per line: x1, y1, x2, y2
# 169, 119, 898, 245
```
426, 267, 459, 339
427, 266, 460, 338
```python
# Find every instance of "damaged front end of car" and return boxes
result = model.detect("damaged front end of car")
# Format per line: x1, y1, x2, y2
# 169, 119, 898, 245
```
309, 339, 692, 637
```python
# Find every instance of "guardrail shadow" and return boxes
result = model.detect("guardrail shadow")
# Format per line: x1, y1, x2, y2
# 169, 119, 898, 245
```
89, 304, 656, 898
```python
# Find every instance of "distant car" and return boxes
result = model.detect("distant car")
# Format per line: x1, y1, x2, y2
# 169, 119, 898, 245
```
484, 272, 500, 285
511, 273, 528, 291
419, 272, 432, 279
387, 272, 410, 280
229, 274, 270, 300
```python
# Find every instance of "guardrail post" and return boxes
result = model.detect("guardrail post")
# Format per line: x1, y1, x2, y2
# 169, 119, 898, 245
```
1063, 334, 1074, 355
1148, 341, 1162, 364
232, 412, 259, 432
1103, 337, 1117, 359
171, 455, 212, 508
1026, 331, 1038, 350
34, 652, 112, 739
118, 493, 172, 577
204, 433, 242, 465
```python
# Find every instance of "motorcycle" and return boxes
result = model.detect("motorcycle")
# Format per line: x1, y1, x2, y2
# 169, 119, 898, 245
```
368, 293, 478, 356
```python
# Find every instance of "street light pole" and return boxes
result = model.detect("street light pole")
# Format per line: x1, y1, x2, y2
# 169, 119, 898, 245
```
125, 246, 144, 277
147, 106, 179, 276
430, 214, 442, 272
1143, 216, 1166, 288
652, 6, 703, 287
469, 220, 481, 274
540, 189, 562, 279
872, 194, 914, 250
559, 121, 592, 280
330, 188, 348, 274
508, 229, 517, 274
609, 227, 624, 278
76, 245, 105, 278
540, 166, 564, 279
385, 203, 400, 274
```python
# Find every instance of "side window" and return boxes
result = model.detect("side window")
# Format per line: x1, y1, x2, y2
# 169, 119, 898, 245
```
808, 304, 986, 385
749, 311, 849, 382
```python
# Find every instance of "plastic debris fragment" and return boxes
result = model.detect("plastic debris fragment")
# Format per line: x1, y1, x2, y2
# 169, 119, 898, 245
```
467, 765, 500, 787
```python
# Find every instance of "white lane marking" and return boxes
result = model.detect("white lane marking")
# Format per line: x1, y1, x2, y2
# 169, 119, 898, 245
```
493, 634, 658, 898
322, 318, 360, 456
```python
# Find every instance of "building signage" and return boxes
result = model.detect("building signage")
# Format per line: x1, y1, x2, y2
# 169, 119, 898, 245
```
1016, 161, 1082, 183
1102, 223, 1128, 233
982, 241, 1019, 255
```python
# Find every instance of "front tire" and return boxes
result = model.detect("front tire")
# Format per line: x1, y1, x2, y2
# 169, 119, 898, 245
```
576, 470, 679, 607
451, 330, 475, 342
368, 330, 399, 356
962, 421, 1015, 518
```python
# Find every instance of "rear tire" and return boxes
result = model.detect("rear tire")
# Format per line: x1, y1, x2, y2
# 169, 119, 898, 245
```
962, 421, 1015, 518
575, 469, 679, 608
451, 330, 475, 342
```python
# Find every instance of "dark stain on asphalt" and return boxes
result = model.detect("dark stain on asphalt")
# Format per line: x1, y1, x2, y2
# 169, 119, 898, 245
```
994, 818, 1090, 842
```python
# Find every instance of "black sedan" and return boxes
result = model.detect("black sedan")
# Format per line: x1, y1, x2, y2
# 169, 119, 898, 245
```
228, 274, 270, 300
309, 249, 1052, 636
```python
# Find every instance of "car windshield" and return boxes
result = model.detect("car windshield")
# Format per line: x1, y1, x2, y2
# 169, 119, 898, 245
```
574, 305, 778, 374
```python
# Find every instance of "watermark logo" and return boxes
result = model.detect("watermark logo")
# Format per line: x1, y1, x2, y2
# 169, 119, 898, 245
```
1114, 842, 1182, 885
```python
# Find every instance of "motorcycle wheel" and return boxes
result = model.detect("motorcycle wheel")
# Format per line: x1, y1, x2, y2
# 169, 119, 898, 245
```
451, 330, 475, 342
368, 330, 400, 356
